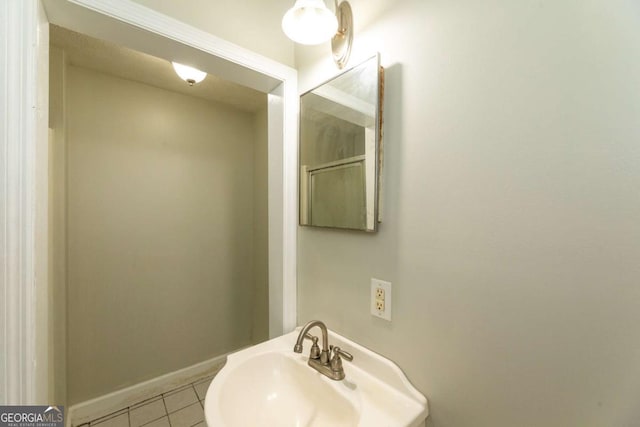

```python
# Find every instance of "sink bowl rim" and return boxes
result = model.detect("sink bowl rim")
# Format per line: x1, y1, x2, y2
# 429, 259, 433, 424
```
204, 328, 429, 427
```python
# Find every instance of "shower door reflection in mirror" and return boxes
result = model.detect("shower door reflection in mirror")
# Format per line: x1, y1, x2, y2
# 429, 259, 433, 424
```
299, 54, 383, 232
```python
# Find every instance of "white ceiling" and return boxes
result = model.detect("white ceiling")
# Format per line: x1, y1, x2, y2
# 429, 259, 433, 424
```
50, 25, 267, 113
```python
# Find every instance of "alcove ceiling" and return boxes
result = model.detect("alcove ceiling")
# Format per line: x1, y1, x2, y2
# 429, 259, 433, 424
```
51, 25, 266, 113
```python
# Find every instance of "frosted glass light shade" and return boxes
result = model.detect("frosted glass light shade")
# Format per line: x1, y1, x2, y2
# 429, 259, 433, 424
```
282, 0, 338, 45
171, 62, 207, 86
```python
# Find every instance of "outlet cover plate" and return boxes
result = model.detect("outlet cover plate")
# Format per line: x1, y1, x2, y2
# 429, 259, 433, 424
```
371, 278, 392, 321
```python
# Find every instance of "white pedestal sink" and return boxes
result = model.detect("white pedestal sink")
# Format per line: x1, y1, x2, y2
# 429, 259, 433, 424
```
204, 328, 429, 427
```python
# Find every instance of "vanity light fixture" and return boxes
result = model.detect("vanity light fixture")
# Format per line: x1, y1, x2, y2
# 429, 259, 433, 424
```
171, 62, 207, 86
282, 0, 353, 69
282, 0, 338, 45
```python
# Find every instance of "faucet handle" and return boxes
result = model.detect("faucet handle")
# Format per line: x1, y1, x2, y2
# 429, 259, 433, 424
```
305, 334, 321, 359
329, 345, 353, 374
331, 346, 353, 362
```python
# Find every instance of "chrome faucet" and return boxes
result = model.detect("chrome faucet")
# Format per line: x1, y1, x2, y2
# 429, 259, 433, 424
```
293, 320, 353, 381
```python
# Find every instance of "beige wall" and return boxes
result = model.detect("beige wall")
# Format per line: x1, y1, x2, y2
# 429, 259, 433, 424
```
62, 65, 267, 404
297, 1, 640, 426
130, 0, 295, 67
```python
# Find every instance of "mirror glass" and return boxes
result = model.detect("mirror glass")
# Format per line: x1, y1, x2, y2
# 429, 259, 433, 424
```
299, 54, 383, 232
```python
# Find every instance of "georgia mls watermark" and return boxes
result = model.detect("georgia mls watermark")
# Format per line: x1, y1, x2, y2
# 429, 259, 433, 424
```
0, 406, 64, 427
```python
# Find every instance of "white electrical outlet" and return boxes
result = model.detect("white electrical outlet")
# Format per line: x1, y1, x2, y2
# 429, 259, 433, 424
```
371, 278, 392, 321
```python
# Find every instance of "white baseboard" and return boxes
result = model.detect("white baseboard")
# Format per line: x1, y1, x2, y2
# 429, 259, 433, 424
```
67, 353, 228, 427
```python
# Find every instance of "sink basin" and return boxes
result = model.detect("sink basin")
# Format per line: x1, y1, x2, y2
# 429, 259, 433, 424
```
217, 352, 359, 426
205, 328, 428, 427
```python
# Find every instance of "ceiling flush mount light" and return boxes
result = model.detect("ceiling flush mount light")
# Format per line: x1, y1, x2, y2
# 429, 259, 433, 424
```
171, 62, 207, 86
282, 0, 353, 69
282, 0, 338, 45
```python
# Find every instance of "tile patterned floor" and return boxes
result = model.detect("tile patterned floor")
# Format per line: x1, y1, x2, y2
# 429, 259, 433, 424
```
81, 375, 216, 427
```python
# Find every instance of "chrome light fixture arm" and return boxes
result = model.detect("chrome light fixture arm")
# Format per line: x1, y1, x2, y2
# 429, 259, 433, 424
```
331, 0, 353, 69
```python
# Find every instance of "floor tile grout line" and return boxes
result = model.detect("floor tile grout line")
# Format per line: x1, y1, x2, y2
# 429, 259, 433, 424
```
129, 394, 162, 411
192, 385, 204, 410
96, 408, 128, 421
161, 383, 194, 398
191, 376, 214, 386
132, 396, 169, 427
90, 408, 129, 426
161, 396, 171, 427
163, 386, 201, 415
130, 394, 164, 411
165, 401, 202, 416
137, 412, 169, 427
